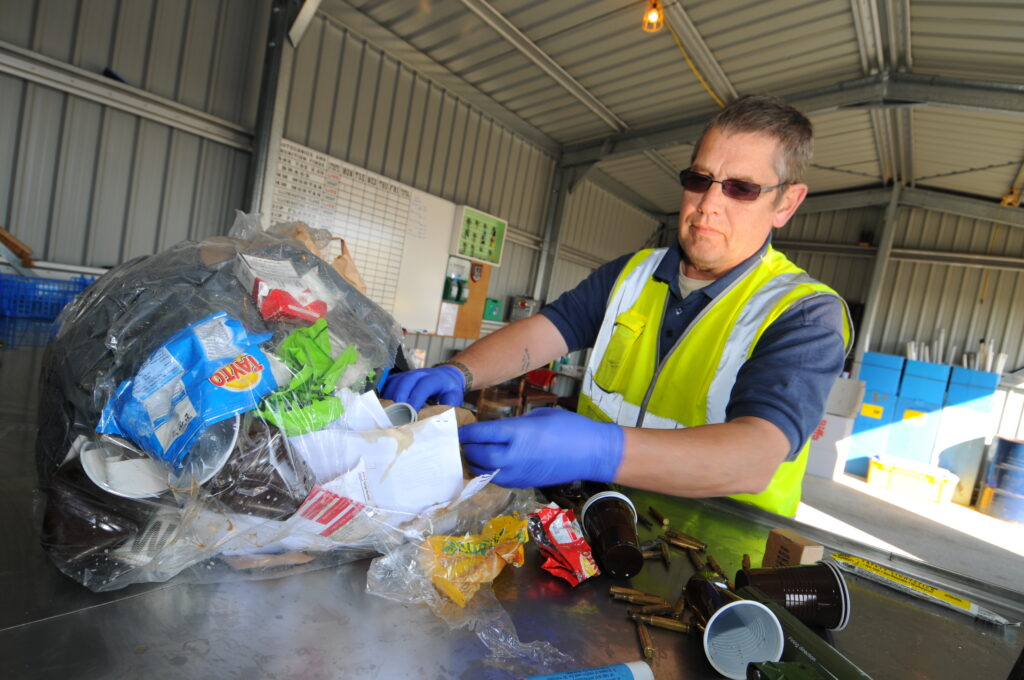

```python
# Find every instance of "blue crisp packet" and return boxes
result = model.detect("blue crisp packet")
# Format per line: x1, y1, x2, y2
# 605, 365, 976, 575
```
98, 313, 278, 469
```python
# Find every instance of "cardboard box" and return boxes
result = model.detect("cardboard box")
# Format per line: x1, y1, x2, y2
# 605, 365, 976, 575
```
806, 414, 855, 479
825, 377, 866, 418
762, 528, 824, 568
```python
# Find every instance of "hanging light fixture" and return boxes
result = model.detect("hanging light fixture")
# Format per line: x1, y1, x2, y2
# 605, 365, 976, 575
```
642, 0, 664, 33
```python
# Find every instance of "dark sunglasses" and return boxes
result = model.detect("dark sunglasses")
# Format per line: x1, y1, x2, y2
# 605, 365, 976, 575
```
679, 169, 786, 201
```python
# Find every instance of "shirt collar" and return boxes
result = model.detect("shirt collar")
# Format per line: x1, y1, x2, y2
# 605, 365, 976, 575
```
654, 236, 772, 300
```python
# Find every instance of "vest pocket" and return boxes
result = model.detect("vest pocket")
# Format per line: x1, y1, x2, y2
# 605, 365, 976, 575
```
594, 309, 646, 393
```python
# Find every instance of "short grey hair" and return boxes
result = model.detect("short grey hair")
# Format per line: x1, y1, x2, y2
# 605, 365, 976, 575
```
691, 94, 813, 185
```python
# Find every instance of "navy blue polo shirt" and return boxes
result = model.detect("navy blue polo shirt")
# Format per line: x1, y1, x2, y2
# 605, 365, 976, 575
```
540, 238, 848, 459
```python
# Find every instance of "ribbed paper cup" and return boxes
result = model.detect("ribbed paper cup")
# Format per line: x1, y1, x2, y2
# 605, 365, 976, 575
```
734, 560, 851, 631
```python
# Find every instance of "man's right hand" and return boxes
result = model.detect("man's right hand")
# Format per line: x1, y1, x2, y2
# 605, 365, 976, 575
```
381, 365, 465, 410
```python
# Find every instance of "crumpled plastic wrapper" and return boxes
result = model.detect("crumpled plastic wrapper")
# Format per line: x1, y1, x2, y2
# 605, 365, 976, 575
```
33, 213, 573, 672
367, 486, 574, 675
37, 213, 456, 588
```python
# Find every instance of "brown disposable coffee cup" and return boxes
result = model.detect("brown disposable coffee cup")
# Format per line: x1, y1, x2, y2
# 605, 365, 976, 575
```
580, 490, 643, 579
734, 560, 851, 631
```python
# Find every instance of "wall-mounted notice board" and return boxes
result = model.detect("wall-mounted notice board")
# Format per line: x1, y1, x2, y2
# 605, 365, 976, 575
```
270, 140, 454, 333
451, 206, 507, 266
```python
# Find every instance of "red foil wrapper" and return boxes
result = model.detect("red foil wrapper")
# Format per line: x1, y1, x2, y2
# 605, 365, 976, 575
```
528, 504, 600, 586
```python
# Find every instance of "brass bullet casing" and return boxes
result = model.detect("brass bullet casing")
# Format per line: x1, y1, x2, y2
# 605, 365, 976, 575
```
609, 585, 647, 597
666, 528, 706, 551
705, 553, 735, 590
671, 590, 687, 619
636, 513, 654, 529
629, 603, 674, 616
631, 614, 692, 634
636, 620, 656, 659
613, 593, 671, 606
648, 506, 670, 527
686, 548, 706, 573
659, 541, 671, 568
641, 549, 660, 560
742, 553, 752, 570
666, 536, 703, 552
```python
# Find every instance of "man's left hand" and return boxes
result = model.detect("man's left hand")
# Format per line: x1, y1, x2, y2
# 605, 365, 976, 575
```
459, 408, 624, 489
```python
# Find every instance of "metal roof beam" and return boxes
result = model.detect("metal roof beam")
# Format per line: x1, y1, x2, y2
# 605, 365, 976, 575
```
882, 72, 1024, 115
0, 39, 252, 150
799, 185, 1024, 227
459, 0, 626, 133
561, 72, 1024, 167
799, 187, 892, 213
583, 168, 665, 218
901, 187, 1024, 229
662, 2, 737, 104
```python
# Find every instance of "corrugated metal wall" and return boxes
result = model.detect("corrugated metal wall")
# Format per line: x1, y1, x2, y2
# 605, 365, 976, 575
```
285, 13, 558, 367
783, 205, 882, 305
874, 206, 1024, 372
0, 0, 267, 268
0, 0, 267, 126
547, 180, 660, 301
284, 13, 555, 237
786, 204, 1024, 374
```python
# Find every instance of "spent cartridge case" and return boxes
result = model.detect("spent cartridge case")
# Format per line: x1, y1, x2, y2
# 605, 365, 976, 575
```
629, 603, 674, 616
686, 548, 706, 572
631, 614, 692, 633
648, 506, 670, 527
613, 593, 671, 606
666, 536, 703, 551
666, 528, 706, 550
636, 621, 655, 659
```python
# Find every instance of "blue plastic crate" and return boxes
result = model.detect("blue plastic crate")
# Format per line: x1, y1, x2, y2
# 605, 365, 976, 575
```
0, 273, 94, 320
0, 316, 57, 349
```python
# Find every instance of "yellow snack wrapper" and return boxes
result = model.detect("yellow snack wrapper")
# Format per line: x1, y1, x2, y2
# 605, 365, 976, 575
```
426, 514, 529, 607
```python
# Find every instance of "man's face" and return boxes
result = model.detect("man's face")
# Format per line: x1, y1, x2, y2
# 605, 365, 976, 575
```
677, 127, 808, 279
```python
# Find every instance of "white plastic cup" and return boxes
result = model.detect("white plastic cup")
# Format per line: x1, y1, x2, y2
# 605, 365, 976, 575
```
383, 402, 418, 426
702, 599, 784, 680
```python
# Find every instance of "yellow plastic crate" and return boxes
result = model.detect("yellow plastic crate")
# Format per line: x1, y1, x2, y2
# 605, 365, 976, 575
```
867, 456, 959, 503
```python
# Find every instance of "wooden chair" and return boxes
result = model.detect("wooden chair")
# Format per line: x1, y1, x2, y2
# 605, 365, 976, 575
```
517, 369, 562, 415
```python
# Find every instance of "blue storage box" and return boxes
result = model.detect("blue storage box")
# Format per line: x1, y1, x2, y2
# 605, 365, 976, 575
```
846, 390, 897, 476
858, 352, 904, 395
899, 360, 950, 402
886, 397, 944, 464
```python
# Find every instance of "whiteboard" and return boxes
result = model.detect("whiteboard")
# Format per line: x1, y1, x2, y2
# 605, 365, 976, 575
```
270, 140, 453, 333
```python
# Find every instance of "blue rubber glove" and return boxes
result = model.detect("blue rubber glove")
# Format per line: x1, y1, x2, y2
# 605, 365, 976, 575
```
381, 365, 465, 410
459, 408, 625, 489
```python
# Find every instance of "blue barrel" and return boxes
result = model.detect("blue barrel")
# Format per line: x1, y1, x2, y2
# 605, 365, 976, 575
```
979, 438, 1024, 522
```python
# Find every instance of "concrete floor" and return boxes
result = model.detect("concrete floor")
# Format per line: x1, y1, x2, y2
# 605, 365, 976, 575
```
797, 472, 1024, 593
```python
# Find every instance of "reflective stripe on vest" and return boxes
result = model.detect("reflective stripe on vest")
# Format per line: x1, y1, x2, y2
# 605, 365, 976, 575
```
579, 247, 851, 516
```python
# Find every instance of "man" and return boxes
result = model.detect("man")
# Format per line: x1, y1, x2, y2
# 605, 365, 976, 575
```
384, 95, 851, 517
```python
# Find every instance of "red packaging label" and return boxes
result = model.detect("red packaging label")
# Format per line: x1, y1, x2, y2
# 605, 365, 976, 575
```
528, 505, 600, 587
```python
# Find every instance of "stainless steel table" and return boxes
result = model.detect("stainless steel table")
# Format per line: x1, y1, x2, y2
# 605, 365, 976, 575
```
2, 346, 1022, 679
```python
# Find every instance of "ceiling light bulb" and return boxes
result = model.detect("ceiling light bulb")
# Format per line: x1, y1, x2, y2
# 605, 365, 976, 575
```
642, 0, 664, 33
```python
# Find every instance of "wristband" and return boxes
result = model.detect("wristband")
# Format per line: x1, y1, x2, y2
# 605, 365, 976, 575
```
437, 360, 474, 391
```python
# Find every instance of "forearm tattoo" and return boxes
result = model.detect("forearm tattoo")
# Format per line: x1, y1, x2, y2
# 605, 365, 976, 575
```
520, 347, 531, 372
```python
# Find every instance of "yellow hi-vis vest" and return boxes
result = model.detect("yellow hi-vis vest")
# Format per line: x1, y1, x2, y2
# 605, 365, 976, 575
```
578, 246, 852, 517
